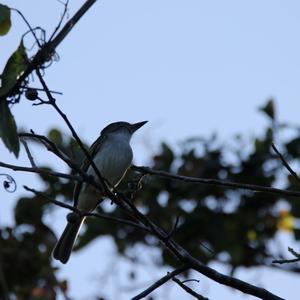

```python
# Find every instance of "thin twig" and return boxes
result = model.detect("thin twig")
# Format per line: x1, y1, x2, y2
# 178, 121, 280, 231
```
21, 86, 63, 95
272, 258, 300, 265
21, 139, 36, 167
19, 132, 71, 164
172, 277, 209, 300
181, 279, 200, 284
272, 143, 300, 186
0, 161, 81, 182
11, 8, 41, 47
164, 215, 180, 240
131, 265, 190, 300
19, 131, 89, 185
288, 247, 300, 258
49, 0, 69, 41
132, 165, 300, 199
272, 247, 300, 264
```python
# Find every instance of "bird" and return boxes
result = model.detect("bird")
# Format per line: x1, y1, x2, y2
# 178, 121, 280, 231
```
53, 121, 147, 264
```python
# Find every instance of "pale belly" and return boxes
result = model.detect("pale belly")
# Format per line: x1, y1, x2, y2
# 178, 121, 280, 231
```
92, 140, 133, 186
77, 138, 133, 211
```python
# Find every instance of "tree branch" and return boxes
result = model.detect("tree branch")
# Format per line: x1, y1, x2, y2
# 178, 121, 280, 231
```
132, 166, 300, 199
172, 277, 209, 300
0, 161, 81, 182
272, 143, 300, 186
116, 193, 284, 300
131, 265, 190, 300
19, 131, 80, 172
23, 185, 149, 233
273, 247, 300, 265
49, 0, 97, 49
3, 0, 98, 100
21, 139, 36, 168
35, 68, 109, 193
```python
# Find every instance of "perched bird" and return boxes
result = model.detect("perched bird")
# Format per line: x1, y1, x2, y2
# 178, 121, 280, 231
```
53, 121, 147, 263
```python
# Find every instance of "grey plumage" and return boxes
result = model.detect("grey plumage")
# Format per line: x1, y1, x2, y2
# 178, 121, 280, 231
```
53, 121, 147, 263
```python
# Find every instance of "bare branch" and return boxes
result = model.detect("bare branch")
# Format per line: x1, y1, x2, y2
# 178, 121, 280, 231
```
19, 132, 72, 166
181, 279, 200, 284
132, 165, 300, 199
21, 86, 63, 95
288, 247, 300, 258
272, 258, 300, 265
0, 160, 81, 182
131, 265, 190, 300
164, 215, 180, 241
23, 185, 149, 233
49, 0, 69, 41
273, 247, 300, 265
49, 0, 97, 49
272, 143, 300, 186
116, 193, 284, 300
11, 8, 41, 47
172, 277, 209, 300
21, 139, 36, 167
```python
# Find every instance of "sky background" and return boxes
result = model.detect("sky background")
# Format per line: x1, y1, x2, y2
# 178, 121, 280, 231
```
1, 0, 300, 299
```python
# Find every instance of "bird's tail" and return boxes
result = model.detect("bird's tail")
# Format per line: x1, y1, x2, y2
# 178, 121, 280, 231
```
53, 217, 85, 264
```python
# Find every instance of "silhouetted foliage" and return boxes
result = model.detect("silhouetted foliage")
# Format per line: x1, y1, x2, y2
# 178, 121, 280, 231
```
1, 101, 300, 299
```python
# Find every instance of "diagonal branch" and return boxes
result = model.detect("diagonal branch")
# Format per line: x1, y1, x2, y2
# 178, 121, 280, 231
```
172, 277, 209, 300
132, 265, 190, 300
21, 139, 36, 167
23, 185, 149, 233
117, 193, 284, 300
35, 68, 109, 192
4, 0, 98, 100
49, 0, 97, 49
11, 8, 41, 47
19, 131, 80, 171
272, 143, 300, 186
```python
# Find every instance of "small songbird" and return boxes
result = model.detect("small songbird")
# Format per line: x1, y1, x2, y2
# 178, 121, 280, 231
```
53, 121, 147, 263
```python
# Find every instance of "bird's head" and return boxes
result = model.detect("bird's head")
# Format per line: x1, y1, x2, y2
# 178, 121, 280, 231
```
101, 121, 148, 139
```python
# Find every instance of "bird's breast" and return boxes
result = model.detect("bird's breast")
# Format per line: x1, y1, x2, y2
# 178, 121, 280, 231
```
89, 139, 133, 187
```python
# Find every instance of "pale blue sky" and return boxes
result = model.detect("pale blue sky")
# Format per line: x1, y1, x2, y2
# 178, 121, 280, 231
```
1, 1, 300, 299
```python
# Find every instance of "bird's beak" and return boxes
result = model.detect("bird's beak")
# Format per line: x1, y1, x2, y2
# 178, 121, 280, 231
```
129, 121, 148, 133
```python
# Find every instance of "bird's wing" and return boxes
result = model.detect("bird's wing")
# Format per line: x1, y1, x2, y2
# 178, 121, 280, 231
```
73, 134, 106, 207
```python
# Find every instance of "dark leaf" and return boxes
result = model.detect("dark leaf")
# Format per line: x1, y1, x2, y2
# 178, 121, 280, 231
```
0, 100, 19, 157
0, 4, 11, 36
0, 39, 28, 97
48, 128, 63, 146
259, 99, 275, 120
14, 197, 44, 225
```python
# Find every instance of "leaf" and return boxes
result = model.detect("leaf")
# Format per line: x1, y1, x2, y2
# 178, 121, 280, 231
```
14, 197, 44, 225
0, 39, 28, 97
48, 128, 63, 146
0, 100, 19, 157
0, 4, 11, 36
259, 99, 275, 120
